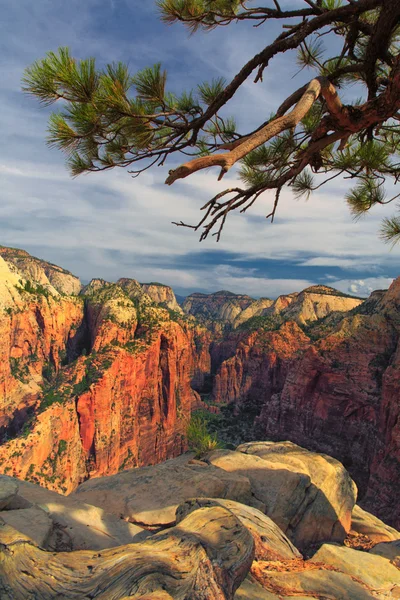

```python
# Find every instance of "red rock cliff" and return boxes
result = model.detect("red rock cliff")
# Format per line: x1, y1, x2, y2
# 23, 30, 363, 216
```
0, 270, 210, 493
211, 279, 400, 528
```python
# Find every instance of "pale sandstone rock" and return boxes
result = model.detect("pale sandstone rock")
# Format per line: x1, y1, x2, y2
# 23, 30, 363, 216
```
0, 477, 18, 510
176, 498, 302, 560
0, 255, 25, 310
0, 505, 254, 600
209, 442, 356, 549
3, 476, 143, 551
233, 298, 275, 328
351, 504, 400, 543
183, 290, 254, 324
0, 506, 52, 547
259, 570, 376, 600
141, 282, 183, 313
277, 285, 362, 325
370, 539, 400, 563
0, 245, 81, 295
73, 454, 254, 527
312, 543, 400, 591
235, 574, 280, 599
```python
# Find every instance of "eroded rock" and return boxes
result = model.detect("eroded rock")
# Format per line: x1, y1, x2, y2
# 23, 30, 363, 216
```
0, 477, 18, 510
0, 506, 52, 547
351, 504, 400, 543
0, 505, 254, 600
2, 475, 143, 551
73, 454, 254, 527
312, 543, 400, 591
176, 498, 302, 561
208, 442, 356, 549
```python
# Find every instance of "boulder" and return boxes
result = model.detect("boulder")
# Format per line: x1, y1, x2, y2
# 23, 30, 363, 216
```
176, 498, 302, 561
73, 454, 254, 527
252, 569, 376, 600
0, 477, 18, 510
0, 506, 52, 547
370, 539, 400, 564
208, 442, 357, 548
235, 574, 318, 599
351, 504, 400, 543
235, 574, 280, 599
1, 475, 143, 551
0, 504, 254, 600
312, 543, 400, 592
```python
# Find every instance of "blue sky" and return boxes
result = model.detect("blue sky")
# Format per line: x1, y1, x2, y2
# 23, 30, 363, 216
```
0, 0, 398, 298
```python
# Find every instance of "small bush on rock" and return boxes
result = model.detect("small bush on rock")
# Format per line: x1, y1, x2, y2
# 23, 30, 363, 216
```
186, 413, 222, 458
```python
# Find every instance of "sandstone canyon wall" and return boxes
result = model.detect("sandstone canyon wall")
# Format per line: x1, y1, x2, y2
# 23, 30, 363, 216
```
210, 281, 400, 528
0, 250, 209, 492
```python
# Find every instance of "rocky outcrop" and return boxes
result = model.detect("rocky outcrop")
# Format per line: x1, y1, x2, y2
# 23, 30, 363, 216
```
351, 505, 400, 543
270, 285, 362, 325
0, 475, 144, 551
0, 503, 255, 600
1, 443, 398, 600
176, 498, 302, 561
370, 539, 400, 563
183, 290, 273, 328
312, 543, 400, 592
208, 442, 357, 550
0, 245, 81, 295
0, 254, 84, 435
141, 282, 183, 313
0, 269, 211, 492
72, 453, 255, 527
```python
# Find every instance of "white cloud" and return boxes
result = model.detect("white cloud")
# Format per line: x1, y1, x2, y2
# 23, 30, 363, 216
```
333, 277, 394, 297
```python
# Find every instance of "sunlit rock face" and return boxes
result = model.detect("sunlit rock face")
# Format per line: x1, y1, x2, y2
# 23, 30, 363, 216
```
0, 256, 208, 493
141, 282, 183, 313
0, 245, 81, 296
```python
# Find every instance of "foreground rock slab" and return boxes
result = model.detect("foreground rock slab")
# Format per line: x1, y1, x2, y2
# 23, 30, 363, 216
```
351, 504, 400, 543
370, 539, 400, 564
234, 574, 281, 599
73, 454, 254, 527
0, 507, 52, 547
176, 498, 302, 561
0, 505, 254, 600
0, 475, 143, 551
252, 569, 377, 600
209, 441, 357, 549
312, 543, 400, 592
0, 478, 18, 510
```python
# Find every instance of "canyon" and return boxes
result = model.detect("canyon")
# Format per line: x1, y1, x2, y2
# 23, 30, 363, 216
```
0, 245, 399, 533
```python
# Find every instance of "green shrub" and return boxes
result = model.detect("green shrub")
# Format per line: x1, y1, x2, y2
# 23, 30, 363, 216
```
186, 413, 222, 458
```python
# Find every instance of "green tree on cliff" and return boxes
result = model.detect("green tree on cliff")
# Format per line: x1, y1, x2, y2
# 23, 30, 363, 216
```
23, 0, 400, 243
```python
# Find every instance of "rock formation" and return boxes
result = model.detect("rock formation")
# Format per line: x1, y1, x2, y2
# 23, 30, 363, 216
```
183, 291, 273, 328
0, 443, 399, 599
0, 245, 81, 295
141, 281, 183, 313
0, 250, 209, 492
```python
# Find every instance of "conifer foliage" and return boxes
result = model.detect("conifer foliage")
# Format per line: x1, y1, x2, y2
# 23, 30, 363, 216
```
23, 0, 400, 243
